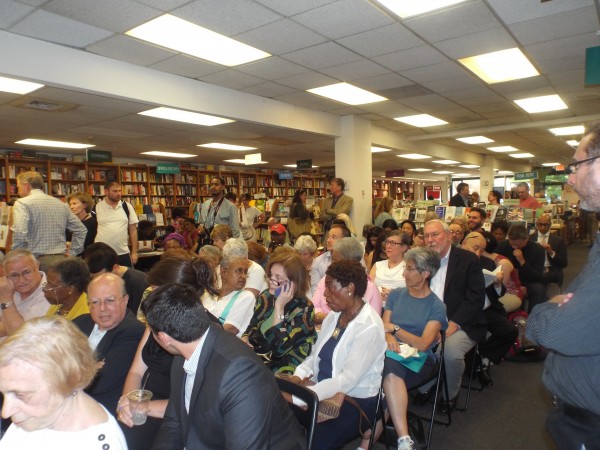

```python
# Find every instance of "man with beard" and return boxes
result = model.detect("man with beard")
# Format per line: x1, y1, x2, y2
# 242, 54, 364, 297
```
196, 177, 240, 240
526, 122, 600, 448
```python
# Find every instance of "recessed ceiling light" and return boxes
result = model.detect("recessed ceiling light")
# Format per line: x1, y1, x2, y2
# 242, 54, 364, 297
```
509, 153, 535, 158
374, 0, 468, 18
549, 125, 585, 136
371, 146, 391, 153
224, 159, 268, 165
307, 82, 387, 105
0, 76, 44, 95
451, 173, 472, 177
284, 164, 319, 168
487, 146, 518, 152
457, 136, 494, 144
394, 114, 448, 127
198, 143, 257, 151
141, 151, 195, 158
497, 170, 514, 175
396, 153, 431, 160
139, 107, 233, 126
514, 94, 568, 113
407, 168, 432, 172
459, 48, 539, 84
15, 139, 94, 149
126, 14, 270, 66
432, 170, 454, 174
566, 140, 580, 147
459, 164, 480, 169
432, 159, 460, 165
542, 162, 560, 167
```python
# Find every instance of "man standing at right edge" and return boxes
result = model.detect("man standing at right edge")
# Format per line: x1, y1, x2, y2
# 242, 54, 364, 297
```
527, 122, 600, 449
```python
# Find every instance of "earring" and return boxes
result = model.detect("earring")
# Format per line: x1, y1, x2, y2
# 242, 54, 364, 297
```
348, 291, 351, 297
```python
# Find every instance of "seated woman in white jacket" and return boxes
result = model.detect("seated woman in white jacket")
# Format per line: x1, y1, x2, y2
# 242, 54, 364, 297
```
289, 259, 386, 450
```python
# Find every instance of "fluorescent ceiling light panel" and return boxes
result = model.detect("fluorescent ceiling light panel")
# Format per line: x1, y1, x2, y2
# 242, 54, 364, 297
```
456, 136, 494, 144
141, 151, 195, 158
0, 76, 44, 95
126, 14, 270, 66
224, 159, 267, 165
451, 173, 472, 177
307, 82, 387, 105
509, 153, 534, 158
139, 107, 233, 126
542, 162, 560, 167
198, 143, 256, 151
407, 168, 432, 172
284, 164, 319, 168
459, 164, 480, 169
487, 145, 518, 152
245, 153, 262, 164
497, 170, 514, 175
374, 0, 468, 18
396, 153, 431, 160
459, 48, 539, 84
15, 139, 94, 149
432, 159, 460, 165
514, 94, 567, 113
432, 170, 454, 174
549, 126, 585, 136
394, 114, 448, 127
566, 140, 580, 147
371, 146, 391, 153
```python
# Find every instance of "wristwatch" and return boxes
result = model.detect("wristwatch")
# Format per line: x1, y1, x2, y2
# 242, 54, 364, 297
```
394, 325, 400, 333
278, 314, 285, 321
0, 302, 14, 310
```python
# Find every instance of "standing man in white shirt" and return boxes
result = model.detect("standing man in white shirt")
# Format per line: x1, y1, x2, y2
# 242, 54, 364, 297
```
531, 214, 568, 289
11, 171, 86, 272
94, 181, 139, 268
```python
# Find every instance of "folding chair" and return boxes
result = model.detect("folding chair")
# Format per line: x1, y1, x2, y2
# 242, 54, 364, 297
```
276, 377, 319, 450
458, 345, 484, 412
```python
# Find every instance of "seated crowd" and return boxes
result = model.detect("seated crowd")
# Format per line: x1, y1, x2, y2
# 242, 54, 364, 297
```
0, 200, 565, 450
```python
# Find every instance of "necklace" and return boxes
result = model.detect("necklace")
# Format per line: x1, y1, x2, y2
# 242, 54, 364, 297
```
332, 301, 365, 339
55, 307, 70, 316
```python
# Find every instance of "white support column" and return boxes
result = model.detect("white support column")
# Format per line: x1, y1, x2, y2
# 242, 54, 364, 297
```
480, 155, 496, 202
334, 116, 372, 238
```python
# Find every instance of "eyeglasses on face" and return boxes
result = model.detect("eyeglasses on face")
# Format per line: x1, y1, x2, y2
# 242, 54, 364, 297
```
42, 283, 67, 293
384, 239, 404, 247
566, 155, 600, 174
267, 277, 289, 286
6, 269, 36, 281
88, 295, 125, 309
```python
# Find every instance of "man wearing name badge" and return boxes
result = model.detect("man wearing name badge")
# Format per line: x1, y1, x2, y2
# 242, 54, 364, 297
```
10, 171, 87, 272
196, 176, 241, 242
94, 181, 139, 268
143, 283, 306, 450
526, 122, 600, 449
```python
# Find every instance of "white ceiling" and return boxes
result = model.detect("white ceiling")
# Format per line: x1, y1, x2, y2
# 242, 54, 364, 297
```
0, 0, 599, 180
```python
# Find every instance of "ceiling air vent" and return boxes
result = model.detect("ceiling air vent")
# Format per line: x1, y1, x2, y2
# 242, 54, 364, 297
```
10, 96, 78, 112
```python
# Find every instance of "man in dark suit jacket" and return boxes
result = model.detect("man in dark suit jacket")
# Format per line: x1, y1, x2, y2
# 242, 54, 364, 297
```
449, 182, 471, 207
496, 224, 546, 312
531, 214, 568, 287
73, 273, 144, 414
143, 283, 306, 450
421, 220, 486, 412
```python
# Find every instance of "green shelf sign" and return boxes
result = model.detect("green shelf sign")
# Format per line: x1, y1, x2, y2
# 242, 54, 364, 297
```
156, 162, 180, 174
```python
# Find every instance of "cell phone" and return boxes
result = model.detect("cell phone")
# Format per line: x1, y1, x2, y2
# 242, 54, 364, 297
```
275, 282, 288, 297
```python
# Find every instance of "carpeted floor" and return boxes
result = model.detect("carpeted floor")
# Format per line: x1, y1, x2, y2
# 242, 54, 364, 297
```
345, 241, 592, 450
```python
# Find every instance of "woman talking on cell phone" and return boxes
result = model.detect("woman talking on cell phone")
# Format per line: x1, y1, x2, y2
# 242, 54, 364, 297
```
242, 252, 317, 375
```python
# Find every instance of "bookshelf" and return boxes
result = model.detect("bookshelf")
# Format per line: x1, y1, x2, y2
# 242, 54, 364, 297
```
373, 179, 414, 200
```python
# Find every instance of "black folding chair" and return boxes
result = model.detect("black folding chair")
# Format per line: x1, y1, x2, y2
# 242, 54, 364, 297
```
276, 377, 319, 450
458, 344, 484, 412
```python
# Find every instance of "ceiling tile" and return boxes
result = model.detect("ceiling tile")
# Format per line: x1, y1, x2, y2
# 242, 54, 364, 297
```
199, 70, 265, 90
235, 57, 311, 80
10, 9, 113, 47
254, 0, 338, 17
403, 1, 501, 43
292, 0, 394, 40
373, 45, 447, 72
0, 0, 34, 28
43, 0, 160, 33
275, 71, 338, 90
337, 23, 424, 58
173, 0, 282, 36
149, 55, 223, 78
353, 73, 414, 91
239, 82, 297, 98
235, 19, 327, 55
282, 42, 363, 70
488, 0, 594, 25
435, 27, 517, 60
135, 0, 191, 10
320, 59, 390, 81
419, 76, 483, 94
86, 35, 176, 67
526, 33, 599, 69
401, 60, 465, 83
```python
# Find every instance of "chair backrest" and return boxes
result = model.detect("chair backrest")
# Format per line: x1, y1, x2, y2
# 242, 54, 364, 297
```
276, 377, 319, 450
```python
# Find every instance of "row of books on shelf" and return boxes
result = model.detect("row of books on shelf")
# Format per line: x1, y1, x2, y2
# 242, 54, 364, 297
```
121, 170, 148, 182
123, 184, 147, 196
89, 169, 117, 182
51, 183, 85, 196
50, 168, 86, 181
150, 185, 174, 195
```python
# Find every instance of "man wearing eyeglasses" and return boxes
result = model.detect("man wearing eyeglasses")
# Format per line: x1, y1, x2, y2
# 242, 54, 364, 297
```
0, 250, 48, 341
73, 273, 144, 414
526, 122, 600, 449
516, 182, 542, 209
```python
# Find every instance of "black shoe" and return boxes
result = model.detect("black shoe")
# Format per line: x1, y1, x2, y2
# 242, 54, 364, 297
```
438, 397, 457, 414
478, 365, 494, 388
412, 389, 433, 405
